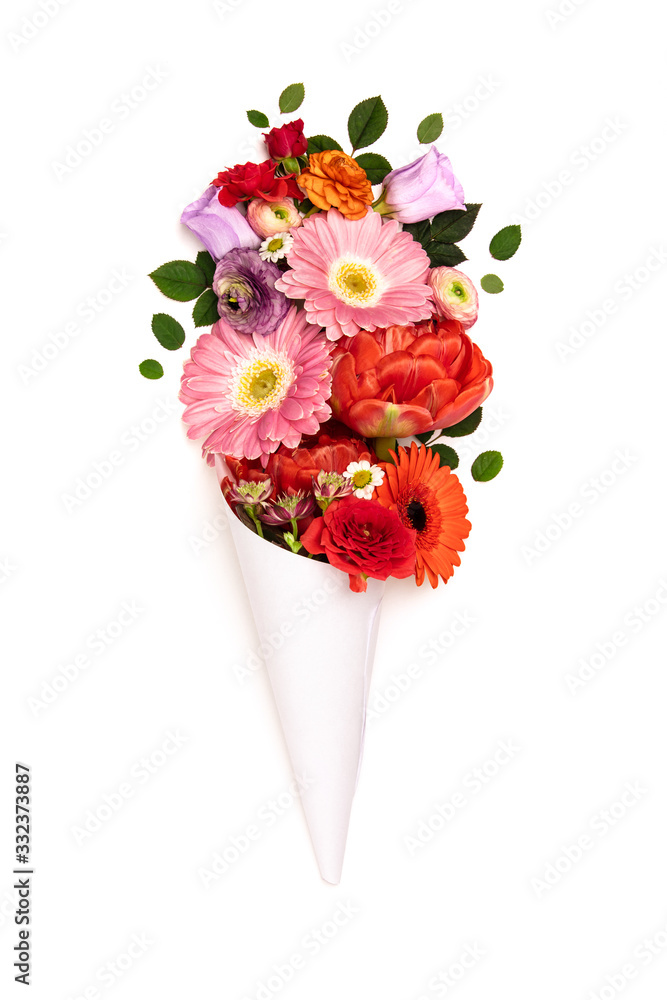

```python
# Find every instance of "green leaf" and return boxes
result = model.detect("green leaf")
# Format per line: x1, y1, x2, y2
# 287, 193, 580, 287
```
348, 96, 388, 151
430, 203, 481, 244
490, 224, 521, 260
193, 288, 219, 328
480, 273, 504, 294
403, 219, 431, 245
431, 443, 459, 470
427, 243, 467, 267
417, 113, 444, 144
149, 260, 207, 301
472, 450, 504, 482
196, 250, 216, 286
247, 109, 269, 128
415, 430, 436, 445
279, 82, 305, 114
139, 359, 164, 380
441, 407, 483, 438
306, 135, 343, 156
151, 313, 185, 351
354, 152, 392, 184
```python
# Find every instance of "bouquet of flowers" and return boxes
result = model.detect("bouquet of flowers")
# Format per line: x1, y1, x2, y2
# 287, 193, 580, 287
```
143, 84, 520, 882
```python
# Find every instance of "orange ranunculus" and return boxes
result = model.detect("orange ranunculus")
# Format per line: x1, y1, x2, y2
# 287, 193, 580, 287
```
330, 317, 493, 438
297, 150, 374, 220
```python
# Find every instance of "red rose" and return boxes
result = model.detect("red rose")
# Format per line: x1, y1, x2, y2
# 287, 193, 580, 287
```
263, 118, 308, 160
331, 318, 493, 438
226, 422, 374, 495
301, 496, 416, 592
212, 160, 302, 207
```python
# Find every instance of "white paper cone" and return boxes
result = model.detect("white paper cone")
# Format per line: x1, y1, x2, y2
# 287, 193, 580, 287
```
215, 459, 384, 883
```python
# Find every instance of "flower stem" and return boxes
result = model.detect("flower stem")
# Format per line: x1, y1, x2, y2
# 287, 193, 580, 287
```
373, 437, 397, 462
371, 189, 392, 216
290, 517, 299, 539
246, 508, 264, 538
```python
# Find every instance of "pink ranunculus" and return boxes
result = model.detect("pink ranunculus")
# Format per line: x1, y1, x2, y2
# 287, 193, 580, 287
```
428, 267, 479, 328
181, 185, 260, 261
246, 198, 302, 239
380, 147, 465, 224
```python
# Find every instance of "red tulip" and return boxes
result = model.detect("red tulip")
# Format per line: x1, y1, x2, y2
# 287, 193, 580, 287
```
330, 317, 493, 438
226, 421, 374, 496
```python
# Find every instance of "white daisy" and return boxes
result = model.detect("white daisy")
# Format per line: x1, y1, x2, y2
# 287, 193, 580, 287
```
259, 232, 294, 263
343, 460, 385, 500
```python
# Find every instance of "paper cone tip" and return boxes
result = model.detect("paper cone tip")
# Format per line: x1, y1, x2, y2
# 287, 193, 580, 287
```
216, 458, 384, 882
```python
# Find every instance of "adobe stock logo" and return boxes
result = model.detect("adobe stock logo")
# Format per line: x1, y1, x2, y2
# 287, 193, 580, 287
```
521, 450, 637, 566
51, 67, 168, 180
18, 269, 133, 384
530, 782, 648, 897
339, 1, 407, 62
8, 0, 72, 52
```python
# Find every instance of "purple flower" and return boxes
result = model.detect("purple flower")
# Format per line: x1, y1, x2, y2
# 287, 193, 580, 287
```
380, 147, 465, 224
260, 492, 315, 526
181, 186, 260, 261
213, 248, 289, 336
312, 470, 353, 507
226, 478, 273, 509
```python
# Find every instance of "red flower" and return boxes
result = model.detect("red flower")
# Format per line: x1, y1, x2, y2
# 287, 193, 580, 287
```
227, 422, 374, 495
301, 496, 416, 592
212, 160, 302, 207
263, 118, 308, 160
330, 317, 493, 438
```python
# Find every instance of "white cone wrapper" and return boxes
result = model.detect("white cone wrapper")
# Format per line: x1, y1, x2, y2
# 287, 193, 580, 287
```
215, 458, 384, 883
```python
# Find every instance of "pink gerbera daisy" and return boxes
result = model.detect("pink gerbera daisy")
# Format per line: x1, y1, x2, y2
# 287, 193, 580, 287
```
179, 306, 333, 467
275, 208, 433, 341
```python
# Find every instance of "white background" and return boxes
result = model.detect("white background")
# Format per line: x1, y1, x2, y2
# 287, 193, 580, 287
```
2, 0, 666, 997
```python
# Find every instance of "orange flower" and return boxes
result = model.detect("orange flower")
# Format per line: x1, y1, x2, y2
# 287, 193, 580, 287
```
297, 150, 374, 220
375, 443, 471, 587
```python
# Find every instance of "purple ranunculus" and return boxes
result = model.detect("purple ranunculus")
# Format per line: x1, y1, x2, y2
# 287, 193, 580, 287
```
180, 186, 261, 261
212, 248, 289, 336
380, 147, 465, 224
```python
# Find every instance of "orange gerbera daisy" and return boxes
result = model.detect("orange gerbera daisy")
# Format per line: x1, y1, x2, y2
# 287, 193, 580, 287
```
375, 442, 471, 587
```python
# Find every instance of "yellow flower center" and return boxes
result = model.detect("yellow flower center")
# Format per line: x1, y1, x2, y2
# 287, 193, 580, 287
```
352, 469, 373, 488
268, 238, 284, 252
249, 367, 277, 399
230, 349, 294, 414
329, 257, 383, 307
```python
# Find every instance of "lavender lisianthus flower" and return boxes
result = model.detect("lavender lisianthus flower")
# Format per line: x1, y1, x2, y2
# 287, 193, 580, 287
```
180, 186, 260, 261
379, 147, 465, 224
212, 248, 289, 335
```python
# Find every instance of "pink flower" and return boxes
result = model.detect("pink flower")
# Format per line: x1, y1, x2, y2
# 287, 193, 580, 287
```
246, 197, 302, 239
180, 306, 333, 467
275, 209, 433, 341
428, 267, 479, 328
